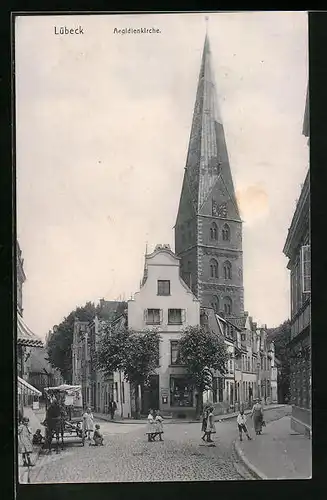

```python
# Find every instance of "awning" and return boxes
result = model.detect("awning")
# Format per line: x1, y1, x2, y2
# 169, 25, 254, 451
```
18, 376, 42, 396
17, 313, 43, 348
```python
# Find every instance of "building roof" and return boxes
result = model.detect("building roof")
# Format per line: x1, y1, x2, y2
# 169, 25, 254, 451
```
283, 169, 310, 259
225, 315, 247, 330
17, 313, 43, 347
98, 300, 127, 322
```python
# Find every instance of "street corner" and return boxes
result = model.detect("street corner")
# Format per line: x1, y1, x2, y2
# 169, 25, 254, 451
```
233, 439, 267, 480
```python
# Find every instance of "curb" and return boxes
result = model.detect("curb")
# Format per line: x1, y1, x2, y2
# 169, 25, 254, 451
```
233, 440, 267, 480
94, 405, 287, 425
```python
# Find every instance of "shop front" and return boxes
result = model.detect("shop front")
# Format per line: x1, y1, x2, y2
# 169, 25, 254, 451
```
169, 375, 195, 418
17, 376, 42, 418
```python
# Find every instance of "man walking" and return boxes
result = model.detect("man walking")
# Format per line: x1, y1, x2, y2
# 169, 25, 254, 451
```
109, 400, 117, 420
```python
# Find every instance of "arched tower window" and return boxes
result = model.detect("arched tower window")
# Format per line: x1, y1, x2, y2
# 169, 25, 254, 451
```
224, 297, 232, 315
211, 296, 219, 313
222, 224, 230, 241
210, 222, 218, 240
224, 261, 232, 280
210, 259, 218, 278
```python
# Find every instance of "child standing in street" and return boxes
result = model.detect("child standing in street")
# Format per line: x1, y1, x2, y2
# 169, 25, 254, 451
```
91, 424, 104, 446
18, 417, 34, 467
153, 410, 164, 441
237, 409, 252, 441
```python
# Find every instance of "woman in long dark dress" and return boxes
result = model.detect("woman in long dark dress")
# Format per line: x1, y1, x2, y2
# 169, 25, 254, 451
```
251, 399, 264, 435
201, 408, 209, 442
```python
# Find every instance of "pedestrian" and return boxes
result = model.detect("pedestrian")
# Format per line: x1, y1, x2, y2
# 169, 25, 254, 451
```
205, 406, 216, 444
91, 424, 104, 446
153, 410, 164, 441
18, 417, 34, 467
83, 407, 94, 441
251, 398, 264, 435
110, 400, 117, 420
201, 407, 209, 442
32, 429, 44, 446
237, 409, 252, 441
146, 409, 155, 442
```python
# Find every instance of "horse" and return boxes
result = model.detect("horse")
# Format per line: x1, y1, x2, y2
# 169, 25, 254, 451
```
44, 400, 65, 453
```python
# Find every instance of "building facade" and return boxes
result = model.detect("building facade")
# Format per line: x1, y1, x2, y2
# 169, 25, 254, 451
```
128, 244, 201, 418
203, 311, 277, 411
174, 35, 244, 318
283, 87, 311, 436
72, 301, 130, 417
16, 241, 44, 411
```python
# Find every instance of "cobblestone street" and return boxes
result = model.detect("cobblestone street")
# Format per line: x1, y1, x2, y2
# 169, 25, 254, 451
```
27, 407, 289, 483
29, 420, 242, 483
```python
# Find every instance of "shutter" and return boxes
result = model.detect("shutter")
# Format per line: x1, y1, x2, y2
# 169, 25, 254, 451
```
144, 309, 148, 323
159, 309, 163, 324
181, 309, 186, 323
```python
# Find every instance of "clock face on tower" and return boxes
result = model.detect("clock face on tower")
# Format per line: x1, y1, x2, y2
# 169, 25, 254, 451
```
212, 200, 228, 218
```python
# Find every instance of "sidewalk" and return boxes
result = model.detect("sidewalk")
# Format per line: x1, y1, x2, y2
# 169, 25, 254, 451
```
94, 404, 286, 425
18, 406, 46, 484
234, 416, 312, 480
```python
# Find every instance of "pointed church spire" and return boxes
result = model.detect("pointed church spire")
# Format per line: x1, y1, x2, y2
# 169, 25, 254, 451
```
175, 34, 244, 316
182, 33, 240, 217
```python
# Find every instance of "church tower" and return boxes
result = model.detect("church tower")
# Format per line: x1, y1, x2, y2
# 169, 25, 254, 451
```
174, 34, 244, 318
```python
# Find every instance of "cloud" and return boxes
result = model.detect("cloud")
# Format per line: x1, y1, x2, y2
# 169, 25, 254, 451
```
236, 184, 269, 225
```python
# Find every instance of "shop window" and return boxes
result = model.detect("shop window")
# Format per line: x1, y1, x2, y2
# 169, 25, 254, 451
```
158, 280, 170, 296
170, 376, 193, 407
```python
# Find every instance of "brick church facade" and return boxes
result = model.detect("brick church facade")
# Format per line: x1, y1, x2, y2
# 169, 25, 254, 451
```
175, 35, 244, 320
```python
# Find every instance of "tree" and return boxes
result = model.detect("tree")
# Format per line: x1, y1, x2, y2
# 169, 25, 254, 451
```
178, 325, 229, 419
96, 324, 161, 418
46, 302, 97, 382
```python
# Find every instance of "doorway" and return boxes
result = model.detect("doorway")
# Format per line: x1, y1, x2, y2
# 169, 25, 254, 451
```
141, 375, 159, 415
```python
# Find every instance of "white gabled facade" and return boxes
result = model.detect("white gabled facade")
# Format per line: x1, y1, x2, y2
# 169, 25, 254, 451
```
128, 244, 201, 417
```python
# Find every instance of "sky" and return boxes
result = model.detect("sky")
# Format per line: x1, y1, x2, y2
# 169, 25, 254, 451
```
15, 12, 308, 339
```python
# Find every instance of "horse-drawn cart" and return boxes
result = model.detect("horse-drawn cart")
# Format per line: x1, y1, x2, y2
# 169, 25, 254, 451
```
43, 384, 85, 451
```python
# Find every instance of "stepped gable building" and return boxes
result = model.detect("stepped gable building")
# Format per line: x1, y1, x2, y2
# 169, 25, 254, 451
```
174, 35, 244, 319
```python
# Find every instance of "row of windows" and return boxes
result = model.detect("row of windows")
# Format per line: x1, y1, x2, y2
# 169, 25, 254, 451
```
209, 259, 232, 279
210, 222, 230, 241
145, 308, 185, 325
